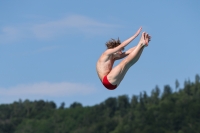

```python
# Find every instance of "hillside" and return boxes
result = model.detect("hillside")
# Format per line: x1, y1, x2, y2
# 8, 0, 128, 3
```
0, 74, 200, 133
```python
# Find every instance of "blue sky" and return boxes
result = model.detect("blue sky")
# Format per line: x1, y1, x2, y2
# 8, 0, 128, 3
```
0, 1, 200, 107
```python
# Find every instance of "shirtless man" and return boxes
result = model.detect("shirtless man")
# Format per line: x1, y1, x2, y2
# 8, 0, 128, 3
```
96, 27, 151, 90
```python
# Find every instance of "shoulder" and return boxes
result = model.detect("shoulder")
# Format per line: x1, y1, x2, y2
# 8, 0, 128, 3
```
99, 50, 113, 61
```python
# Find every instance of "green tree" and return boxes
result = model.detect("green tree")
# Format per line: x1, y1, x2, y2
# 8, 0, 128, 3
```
59, 102, 65, 109
175, 79, 180, 91
70, 102, 82, 108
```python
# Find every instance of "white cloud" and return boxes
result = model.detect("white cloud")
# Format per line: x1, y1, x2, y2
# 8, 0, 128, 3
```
0, 14, 119, 43
0, 27, 21, 44
0, 82, 97, 103
32, 15, 119, 39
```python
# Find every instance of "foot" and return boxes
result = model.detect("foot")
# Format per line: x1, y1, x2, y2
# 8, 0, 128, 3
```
145, 33, 151, 46
139, 32, 151, 47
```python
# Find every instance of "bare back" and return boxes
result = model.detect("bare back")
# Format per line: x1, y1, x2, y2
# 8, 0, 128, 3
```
96, 52, 115, 81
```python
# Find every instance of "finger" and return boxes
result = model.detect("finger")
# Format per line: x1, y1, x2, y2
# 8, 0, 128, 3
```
138, 28, 142, 33
138, 27, 142, 32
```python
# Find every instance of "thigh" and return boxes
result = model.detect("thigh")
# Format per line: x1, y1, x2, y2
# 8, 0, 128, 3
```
107, 61, 130, 85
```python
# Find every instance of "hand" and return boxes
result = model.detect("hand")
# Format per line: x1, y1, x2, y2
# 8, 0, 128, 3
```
135, 27, 142, 37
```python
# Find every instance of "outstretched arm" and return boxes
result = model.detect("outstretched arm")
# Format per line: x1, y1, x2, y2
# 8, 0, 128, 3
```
105, 27, 142, 55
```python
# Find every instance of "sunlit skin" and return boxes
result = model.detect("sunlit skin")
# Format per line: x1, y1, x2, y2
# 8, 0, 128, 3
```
96, 27, 151, 88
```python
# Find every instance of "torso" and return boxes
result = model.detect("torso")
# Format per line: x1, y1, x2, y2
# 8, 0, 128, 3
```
96, 52, 115, 81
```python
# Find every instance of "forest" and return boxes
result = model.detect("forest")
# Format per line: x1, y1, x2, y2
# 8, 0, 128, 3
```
0, 74, 200, 133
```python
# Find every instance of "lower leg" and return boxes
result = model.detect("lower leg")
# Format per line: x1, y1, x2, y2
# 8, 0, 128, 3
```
125, 46, 137, 53
123, 42, 145, 67
129, 45, 145, 65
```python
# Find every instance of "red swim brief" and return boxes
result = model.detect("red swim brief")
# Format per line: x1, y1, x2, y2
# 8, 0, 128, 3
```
102, 75, 117, 90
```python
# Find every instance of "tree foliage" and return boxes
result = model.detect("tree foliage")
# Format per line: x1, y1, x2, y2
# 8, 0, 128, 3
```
0, 74, 200, 133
